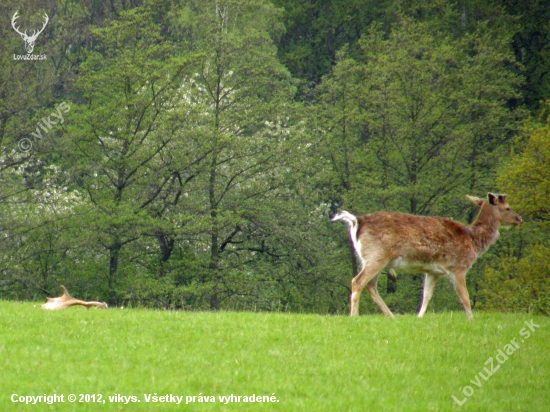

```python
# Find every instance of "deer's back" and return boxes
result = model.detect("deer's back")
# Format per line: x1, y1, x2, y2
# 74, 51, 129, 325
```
357, 211, 476, 270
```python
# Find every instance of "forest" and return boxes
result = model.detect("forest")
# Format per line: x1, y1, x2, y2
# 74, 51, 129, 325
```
0, 0, 548, 315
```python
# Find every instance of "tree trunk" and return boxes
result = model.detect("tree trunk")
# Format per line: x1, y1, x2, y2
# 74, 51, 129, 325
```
108, 239, 121, 304
208, 146, 220, 311
157, 232, 175, 277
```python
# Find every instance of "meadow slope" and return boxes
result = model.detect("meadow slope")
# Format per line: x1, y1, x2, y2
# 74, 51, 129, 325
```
0, 301, 548, 411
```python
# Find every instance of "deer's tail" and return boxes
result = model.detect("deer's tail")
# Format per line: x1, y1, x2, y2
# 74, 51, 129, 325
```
331, 210, 360, 248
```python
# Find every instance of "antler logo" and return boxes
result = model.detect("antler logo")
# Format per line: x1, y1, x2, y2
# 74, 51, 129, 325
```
11, 11, 49, 54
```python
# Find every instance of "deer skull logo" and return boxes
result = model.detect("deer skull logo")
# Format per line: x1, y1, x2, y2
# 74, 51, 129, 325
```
11, 11, 49, 54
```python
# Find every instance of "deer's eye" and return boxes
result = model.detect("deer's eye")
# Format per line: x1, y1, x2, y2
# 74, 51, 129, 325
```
506, 207, 511, 211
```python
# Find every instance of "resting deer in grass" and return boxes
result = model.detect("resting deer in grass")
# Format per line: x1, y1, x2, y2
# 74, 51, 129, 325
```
332, 193, 521, 319
42, 285, 108, 310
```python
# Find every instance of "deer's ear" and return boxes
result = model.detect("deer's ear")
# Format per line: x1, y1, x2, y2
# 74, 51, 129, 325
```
498, 194, 507, 204
487, 193, 498, 205
466, 195, 483, 207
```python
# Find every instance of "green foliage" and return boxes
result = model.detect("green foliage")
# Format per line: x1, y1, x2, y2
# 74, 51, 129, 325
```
158, 0, 305, 310
479, 107, 550, 315
315, 17, 522, 218
64, 5, 192, 301
500, 0, 550, 109
498, 109, 550, 223
271, 0, 522, 93
481, 245, 550, 315
271, 0, 391, 87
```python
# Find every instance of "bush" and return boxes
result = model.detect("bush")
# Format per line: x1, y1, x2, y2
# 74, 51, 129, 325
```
480, 245, 550, 315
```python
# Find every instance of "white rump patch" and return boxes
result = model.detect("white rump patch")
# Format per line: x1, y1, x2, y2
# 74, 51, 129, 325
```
332, 211, 365, 270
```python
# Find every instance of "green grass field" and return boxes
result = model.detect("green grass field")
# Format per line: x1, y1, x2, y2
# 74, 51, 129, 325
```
0, 301, 548, 411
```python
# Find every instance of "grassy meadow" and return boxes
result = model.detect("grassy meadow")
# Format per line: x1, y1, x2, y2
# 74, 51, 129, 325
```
0, 300, 548, 411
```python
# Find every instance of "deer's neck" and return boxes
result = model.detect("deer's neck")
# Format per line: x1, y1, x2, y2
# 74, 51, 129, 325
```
470, 206, 500, 256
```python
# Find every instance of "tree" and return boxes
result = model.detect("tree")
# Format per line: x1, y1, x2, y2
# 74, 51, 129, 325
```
498, 110, 550, 223
482, 245, 550, 315
479, 107, 550, 315
169, 0, 301, 310
0, 0, 76, 299
271, 0, 391, 87
64, 5, 196, 302
500, 0, 550, 109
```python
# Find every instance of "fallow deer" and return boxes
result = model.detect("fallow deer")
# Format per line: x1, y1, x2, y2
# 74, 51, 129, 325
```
42, 285, 108, 310
332, 193, 521, 319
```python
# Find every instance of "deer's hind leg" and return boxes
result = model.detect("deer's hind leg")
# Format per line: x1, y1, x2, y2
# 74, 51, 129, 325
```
365, 272, 394, 318
350, 256, 390, 317
418, 273, 441, 317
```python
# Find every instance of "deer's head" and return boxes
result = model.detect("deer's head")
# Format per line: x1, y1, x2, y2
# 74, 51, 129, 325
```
467, 193, 522, 226
11, 11, 49, 54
